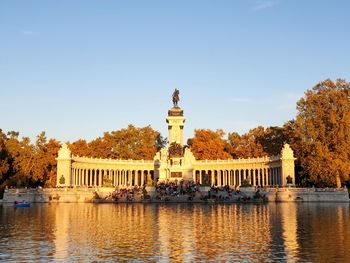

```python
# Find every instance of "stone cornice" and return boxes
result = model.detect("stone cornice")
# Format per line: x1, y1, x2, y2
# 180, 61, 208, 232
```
72, 155, 154, 165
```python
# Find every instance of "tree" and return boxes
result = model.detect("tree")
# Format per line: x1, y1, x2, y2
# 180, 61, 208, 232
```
5, 132, 34, 186
189, 129, 232, 160
0, 129, 10, 186
44, 138, 61, 187
227, 127, 266, 158
69, 125, 165, 160
68, 139, 89, 157
227, 126, 289, 159
294, 79, 350, 187
106, 125, 164, 160
31, 132, 61, 186
257, 126, 289, 156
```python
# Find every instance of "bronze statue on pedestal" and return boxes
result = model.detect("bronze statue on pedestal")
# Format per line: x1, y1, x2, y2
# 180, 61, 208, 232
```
172, 88, 180, 107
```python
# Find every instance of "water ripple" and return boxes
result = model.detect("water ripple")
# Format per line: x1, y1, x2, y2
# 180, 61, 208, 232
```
1, 203, 350, 262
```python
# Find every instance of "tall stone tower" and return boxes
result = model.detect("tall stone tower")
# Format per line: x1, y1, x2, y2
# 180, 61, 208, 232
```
56, 143, 72, 187
166, 107, 185, 146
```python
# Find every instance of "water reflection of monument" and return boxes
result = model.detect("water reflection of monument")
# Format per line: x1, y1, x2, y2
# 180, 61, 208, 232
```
56, 89, 295, 188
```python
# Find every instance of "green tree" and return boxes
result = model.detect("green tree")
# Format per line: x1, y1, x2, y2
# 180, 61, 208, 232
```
294, 79, 350, 187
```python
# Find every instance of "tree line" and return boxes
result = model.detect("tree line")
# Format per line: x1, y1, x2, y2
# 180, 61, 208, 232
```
1, 79, 349, 188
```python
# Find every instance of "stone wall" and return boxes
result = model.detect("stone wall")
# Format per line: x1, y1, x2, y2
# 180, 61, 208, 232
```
264, 187, 350, 202
1, 187, 349, 203
1, 188, 115, 203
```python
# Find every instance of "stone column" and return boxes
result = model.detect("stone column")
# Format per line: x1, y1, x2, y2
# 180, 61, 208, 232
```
77, 168, 80, 186
135, 170, 139, 186
270, 168, 273, 185
141, 170, 144, 186
91, 170, 94, 186
112, 170, 115, 186
127, 170, 131, 186
73, 169, 76, 186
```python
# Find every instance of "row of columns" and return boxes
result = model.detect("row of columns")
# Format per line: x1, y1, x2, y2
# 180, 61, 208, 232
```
71, 168, 154, 187
193, 167, 282, 187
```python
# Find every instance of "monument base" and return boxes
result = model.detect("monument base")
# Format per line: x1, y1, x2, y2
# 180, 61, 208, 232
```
199, 186, 211, 194
145, 186, 156, 197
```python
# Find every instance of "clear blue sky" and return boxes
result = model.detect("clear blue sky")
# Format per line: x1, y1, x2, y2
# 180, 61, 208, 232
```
1, 1, 349, 143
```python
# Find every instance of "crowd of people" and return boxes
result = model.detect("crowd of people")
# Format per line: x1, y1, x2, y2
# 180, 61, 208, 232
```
155, 181, 200, 199
110, 185, 145, 202
104, 180, 266, 202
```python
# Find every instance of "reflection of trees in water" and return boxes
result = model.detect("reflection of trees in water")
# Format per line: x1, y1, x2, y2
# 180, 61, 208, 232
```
294, 203, 350, 262
0, 204, 56, 260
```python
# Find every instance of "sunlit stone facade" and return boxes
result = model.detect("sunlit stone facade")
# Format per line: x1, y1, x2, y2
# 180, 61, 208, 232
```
56, 106, 295, 187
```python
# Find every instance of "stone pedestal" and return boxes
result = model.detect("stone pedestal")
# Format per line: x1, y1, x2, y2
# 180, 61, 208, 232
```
239, 186, 256, 198
199, 186, 211, 194
167, 107, 185, 146
145, 186, 156, 198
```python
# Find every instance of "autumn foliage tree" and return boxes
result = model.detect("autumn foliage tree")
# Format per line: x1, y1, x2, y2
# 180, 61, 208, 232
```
188, 129, 232, 160
0, 130, 10, 186
227, 126, 288, 159
294, 79, 350, 187
31, 133, 61, 187
69, 125, 166, 160
227, 127, 266, 158
1, 131, 61, 187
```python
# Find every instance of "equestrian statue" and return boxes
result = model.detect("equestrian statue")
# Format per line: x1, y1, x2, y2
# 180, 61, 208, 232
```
172, 88, 180, 107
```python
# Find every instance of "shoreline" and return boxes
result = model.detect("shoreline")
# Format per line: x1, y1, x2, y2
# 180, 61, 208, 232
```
1, 187, 349, 204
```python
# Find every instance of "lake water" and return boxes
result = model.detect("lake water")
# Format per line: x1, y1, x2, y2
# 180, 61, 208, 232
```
0, 203, 350, 262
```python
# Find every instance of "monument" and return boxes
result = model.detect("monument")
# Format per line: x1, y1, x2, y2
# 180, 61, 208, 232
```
154, 89, 196, 182
56, 89, 296, 188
